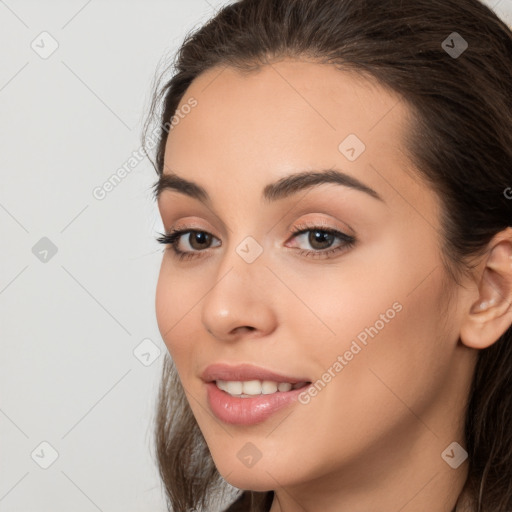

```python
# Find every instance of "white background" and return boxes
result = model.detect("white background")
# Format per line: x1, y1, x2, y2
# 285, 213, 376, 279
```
0, 0, 510, 511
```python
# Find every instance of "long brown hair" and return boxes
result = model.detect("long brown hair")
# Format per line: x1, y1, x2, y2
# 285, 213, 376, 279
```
142, 1, 512, 510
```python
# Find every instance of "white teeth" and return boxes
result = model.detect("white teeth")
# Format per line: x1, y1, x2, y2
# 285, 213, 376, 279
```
261, 380, 278, 394
225, 381, 243, 395
242, 380, 261, 395
216, 379, 228, 392
215, 379, 303, 397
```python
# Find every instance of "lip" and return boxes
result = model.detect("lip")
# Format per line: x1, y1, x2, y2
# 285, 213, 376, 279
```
201, 363, 310, 384
201, 363, 312, 425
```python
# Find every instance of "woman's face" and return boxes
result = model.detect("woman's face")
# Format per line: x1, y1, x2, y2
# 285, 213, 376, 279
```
155, 59, 475, 501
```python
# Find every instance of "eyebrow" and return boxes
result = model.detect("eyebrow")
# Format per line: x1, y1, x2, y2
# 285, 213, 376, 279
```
152, 168, 384, 204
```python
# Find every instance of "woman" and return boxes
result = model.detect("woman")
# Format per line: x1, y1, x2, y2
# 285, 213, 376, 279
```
143, 0, 512, 510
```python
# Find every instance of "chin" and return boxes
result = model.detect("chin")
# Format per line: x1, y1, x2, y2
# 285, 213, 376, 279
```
215, 449, 310, 492
219, 469, 277, 493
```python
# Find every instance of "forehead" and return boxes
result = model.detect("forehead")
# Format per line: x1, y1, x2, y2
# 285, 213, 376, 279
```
168, 59, 407, 145
162, 58, 419, 208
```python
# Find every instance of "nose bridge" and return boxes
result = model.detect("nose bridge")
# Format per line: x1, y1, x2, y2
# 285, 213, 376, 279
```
216, 204, 268, 280
200, 229, 275, 338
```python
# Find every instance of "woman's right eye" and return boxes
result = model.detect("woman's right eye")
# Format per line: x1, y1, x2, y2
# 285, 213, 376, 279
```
156, 229, 221, 261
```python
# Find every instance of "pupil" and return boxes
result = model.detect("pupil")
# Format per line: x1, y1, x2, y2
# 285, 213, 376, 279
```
191, 232, 210, 249
310, 230, 333, 249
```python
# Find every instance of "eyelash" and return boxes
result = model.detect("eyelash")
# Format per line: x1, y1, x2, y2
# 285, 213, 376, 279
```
155, 222, 356, 262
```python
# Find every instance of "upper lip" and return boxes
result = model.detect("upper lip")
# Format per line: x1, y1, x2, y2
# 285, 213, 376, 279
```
201, 363, 310, 384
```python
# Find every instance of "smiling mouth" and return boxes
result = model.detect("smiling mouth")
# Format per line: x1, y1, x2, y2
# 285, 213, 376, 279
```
203, 365, 314, 424
215, 379, 311, 398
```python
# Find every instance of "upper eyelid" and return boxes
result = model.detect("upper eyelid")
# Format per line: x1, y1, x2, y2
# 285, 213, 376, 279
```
170, 223, 349, 237
168, 214, 353, 235
159, 199, 356, 236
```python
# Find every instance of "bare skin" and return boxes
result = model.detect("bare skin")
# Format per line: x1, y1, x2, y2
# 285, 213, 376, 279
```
154, 58, 512, 512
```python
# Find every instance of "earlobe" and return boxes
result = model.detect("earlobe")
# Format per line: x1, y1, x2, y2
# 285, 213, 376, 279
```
460, 228, 512, 350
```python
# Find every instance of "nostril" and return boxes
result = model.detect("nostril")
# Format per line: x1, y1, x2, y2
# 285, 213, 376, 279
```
232, 326, 256, 335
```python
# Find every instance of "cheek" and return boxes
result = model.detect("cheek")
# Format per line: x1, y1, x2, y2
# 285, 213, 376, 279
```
155, 257, 200, 364
287, 230, 452, 405
300, 241, 452, 432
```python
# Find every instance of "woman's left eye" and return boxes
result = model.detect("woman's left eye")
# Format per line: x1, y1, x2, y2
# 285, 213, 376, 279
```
287, 226, 356, 259
155, 225, 356, 261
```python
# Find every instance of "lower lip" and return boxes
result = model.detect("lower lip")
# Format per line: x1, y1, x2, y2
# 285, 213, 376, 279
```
205, 382, 309, 425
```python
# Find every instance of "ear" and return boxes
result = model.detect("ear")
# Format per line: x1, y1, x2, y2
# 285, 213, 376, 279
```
460, 227, 512, 350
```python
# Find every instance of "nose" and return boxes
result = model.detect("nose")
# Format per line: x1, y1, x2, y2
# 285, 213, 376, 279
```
201, 242, 278, 343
